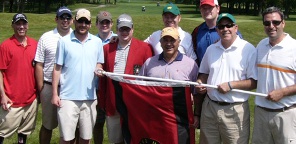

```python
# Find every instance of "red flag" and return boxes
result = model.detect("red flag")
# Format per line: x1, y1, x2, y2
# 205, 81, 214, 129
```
111, 77, 195, 144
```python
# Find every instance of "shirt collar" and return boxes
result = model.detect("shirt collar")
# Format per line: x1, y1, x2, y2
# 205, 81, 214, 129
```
70, 31, 92, 42
158, 50, 183, 61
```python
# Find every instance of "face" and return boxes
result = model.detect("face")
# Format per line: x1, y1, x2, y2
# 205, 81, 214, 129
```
117, 26, 133, 42
74, 18, 91, 35
200, 4, 220, 22
216, 18, 238, 43
56, 14, 73, 31
162, 12, 181, 28
263, 12, 285, 42
12, 20, 28, 37
96, 19, 113, 34
160, 36, 180, 57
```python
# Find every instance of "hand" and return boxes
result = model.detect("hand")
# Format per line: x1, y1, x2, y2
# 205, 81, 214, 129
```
51, 94, 61, 107
266, 89, 284, 102
95, 68, 104, 77
1, 94, 13, 111
109, 36, 118, 43
195, 81, 207, 94
217, 82, 231, 94
193, 115, 200, 129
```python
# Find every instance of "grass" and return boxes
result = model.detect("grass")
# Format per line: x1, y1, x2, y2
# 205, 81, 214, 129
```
1, 1, 296, 143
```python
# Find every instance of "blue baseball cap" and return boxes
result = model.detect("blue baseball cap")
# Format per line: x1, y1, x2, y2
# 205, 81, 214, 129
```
56, 6, 72, 17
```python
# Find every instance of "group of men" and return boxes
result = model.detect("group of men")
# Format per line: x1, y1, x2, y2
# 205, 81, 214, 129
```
0, 0, 295, 143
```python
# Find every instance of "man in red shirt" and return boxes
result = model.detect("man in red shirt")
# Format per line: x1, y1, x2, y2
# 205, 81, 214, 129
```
0, 13, 38, 144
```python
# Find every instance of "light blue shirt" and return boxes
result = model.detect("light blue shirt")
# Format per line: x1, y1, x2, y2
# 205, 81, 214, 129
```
97, 31, 117, 46
56, 31, 104, 100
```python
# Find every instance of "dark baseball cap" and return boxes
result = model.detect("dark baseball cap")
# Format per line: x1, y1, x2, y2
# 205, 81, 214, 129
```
12, 13, 28, 24
163, 3, 180, 15
97, 11, 112, 22
56, 6, 72, 17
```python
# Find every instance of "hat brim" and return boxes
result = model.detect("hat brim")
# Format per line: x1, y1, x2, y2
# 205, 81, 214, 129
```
117, 22, 133, 29
200, 2, 216, 6
57, 11, 72, 17
13, 18, 28, 23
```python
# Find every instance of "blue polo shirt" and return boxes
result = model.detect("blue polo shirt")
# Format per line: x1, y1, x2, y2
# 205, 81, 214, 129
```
56, 31, 104, 100
195, 22, 243, 65
96, 31, 117, 46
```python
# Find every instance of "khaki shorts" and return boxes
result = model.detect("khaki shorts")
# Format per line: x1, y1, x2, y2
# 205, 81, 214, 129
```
0, 99, 38, 138
40, 83, 58, 130
58, 100, 97, 141
106, 113, 123, 143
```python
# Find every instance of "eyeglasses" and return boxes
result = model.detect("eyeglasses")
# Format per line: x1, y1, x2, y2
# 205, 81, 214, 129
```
119, 27, 131, 32
59, 15, 72, 21
77, 19, 91, 25
263, 20, 282, 26
217, 23, 235, 30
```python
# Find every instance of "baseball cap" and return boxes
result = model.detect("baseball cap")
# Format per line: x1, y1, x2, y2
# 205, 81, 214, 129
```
56, 6, 72, 17
217, 13, 236, 24
97, 11, 112, 22
161, 27, 180, 40
200, 0, 219, 6
75, 9, 91, 21
163, 3, 180, 15
117, 14, 133, 29
12, 13, 28, 24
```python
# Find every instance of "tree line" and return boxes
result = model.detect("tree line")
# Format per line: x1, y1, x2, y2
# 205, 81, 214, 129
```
1, 0, 296, 18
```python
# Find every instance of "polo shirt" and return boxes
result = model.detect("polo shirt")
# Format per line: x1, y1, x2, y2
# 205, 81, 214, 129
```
35, 28, 73, 82
144, 27, 197, 60
96, 31, 117, 46
199, 37, 257, 102
139, 51, 198, 81
256, 33, 296, 109
55, 31, 104, 100
195, 22, 243, 65
0, 35, 37, 107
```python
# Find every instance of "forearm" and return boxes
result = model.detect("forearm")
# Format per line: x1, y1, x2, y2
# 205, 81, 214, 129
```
0, 71, 6, 97
280, 84, 296, 97
52, 64, 61, 96
35, 63, 44, 92
229, 78, 257, 90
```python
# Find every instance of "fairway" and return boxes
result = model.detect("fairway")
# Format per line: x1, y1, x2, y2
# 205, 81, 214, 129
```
1, 1, 296, 143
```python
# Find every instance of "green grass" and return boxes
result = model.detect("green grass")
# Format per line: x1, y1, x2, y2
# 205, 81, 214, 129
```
1, 1, 296, 143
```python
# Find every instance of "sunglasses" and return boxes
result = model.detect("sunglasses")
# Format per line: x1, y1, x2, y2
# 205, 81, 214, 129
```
77, 19, 91, 25
263, 20, 282, 26
119, 27, 131, 32
59, 15, 72, 21
217, 23, 235, 30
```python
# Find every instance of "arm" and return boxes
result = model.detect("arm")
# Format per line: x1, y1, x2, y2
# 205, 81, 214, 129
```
0, 71, 12, 110
35, 62, 44, 94
94, 63, 103, 77
267, 84, 296, 102
51, 64, 62, 107
217, 78, 257, 94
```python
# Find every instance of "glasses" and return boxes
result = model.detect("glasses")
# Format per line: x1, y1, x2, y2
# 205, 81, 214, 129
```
119, 27, 131, 32
77, 19, 91, 25
263, 20, 282, 26
217, 23, 235, 30
59, 15, 72, 21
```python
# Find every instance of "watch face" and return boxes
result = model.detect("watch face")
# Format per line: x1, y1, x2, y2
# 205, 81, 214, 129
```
139, 138, 160, 144
133, 64, 141, 75
32, 59, 36, 67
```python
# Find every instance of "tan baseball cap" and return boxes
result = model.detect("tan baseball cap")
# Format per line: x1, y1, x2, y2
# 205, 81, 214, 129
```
75, 9, 91, 21
161, 27, 179, 40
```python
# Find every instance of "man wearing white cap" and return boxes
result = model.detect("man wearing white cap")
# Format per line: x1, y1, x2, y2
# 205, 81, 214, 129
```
35, 6, 74, 144
51, 8, 104, 144
0, 13, 38, 144
99, 13, 153, 144
195, 13, 257, 144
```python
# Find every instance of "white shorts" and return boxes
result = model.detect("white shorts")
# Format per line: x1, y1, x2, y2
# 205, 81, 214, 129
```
58, 100, 97, 141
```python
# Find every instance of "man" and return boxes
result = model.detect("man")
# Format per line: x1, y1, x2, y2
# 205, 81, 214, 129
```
139, 27, 198, 143
195, 13, 257, 144
51, 9, 104, 144
144, 3, 197, 60
93, 10, 117, 144
252, 6, 296, 144
0, 13, 38, 144
34, 6, 73, 144
191, 0, 242, 128
99, 14, 153, 144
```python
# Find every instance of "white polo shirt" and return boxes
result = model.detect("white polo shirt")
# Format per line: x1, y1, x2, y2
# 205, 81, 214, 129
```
35, 28, 73, 82
199, 37, 257, 102
256, 33, 296, 109
144, 27, 197, 60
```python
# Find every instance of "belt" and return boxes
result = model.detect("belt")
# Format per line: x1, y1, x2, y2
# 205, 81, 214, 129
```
257, 104, 296, 112
44, 81, 60, 87
208, 95, 244, 106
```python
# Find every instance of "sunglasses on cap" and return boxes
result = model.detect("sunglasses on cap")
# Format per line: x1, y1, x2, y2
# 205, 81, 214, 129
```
263, 20, 282, 26
217, 23, 235, 30
77, 19, 91, 24
59, 15, 72, 21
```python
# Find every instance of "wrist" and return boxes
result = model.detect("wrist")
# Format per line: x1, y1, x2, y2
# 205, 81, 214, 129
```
228, 82, 233, 90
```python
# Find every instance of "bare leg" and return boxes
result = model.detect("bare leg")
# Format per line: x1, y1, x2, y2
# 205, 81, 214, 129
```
39, 125, 53, 144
